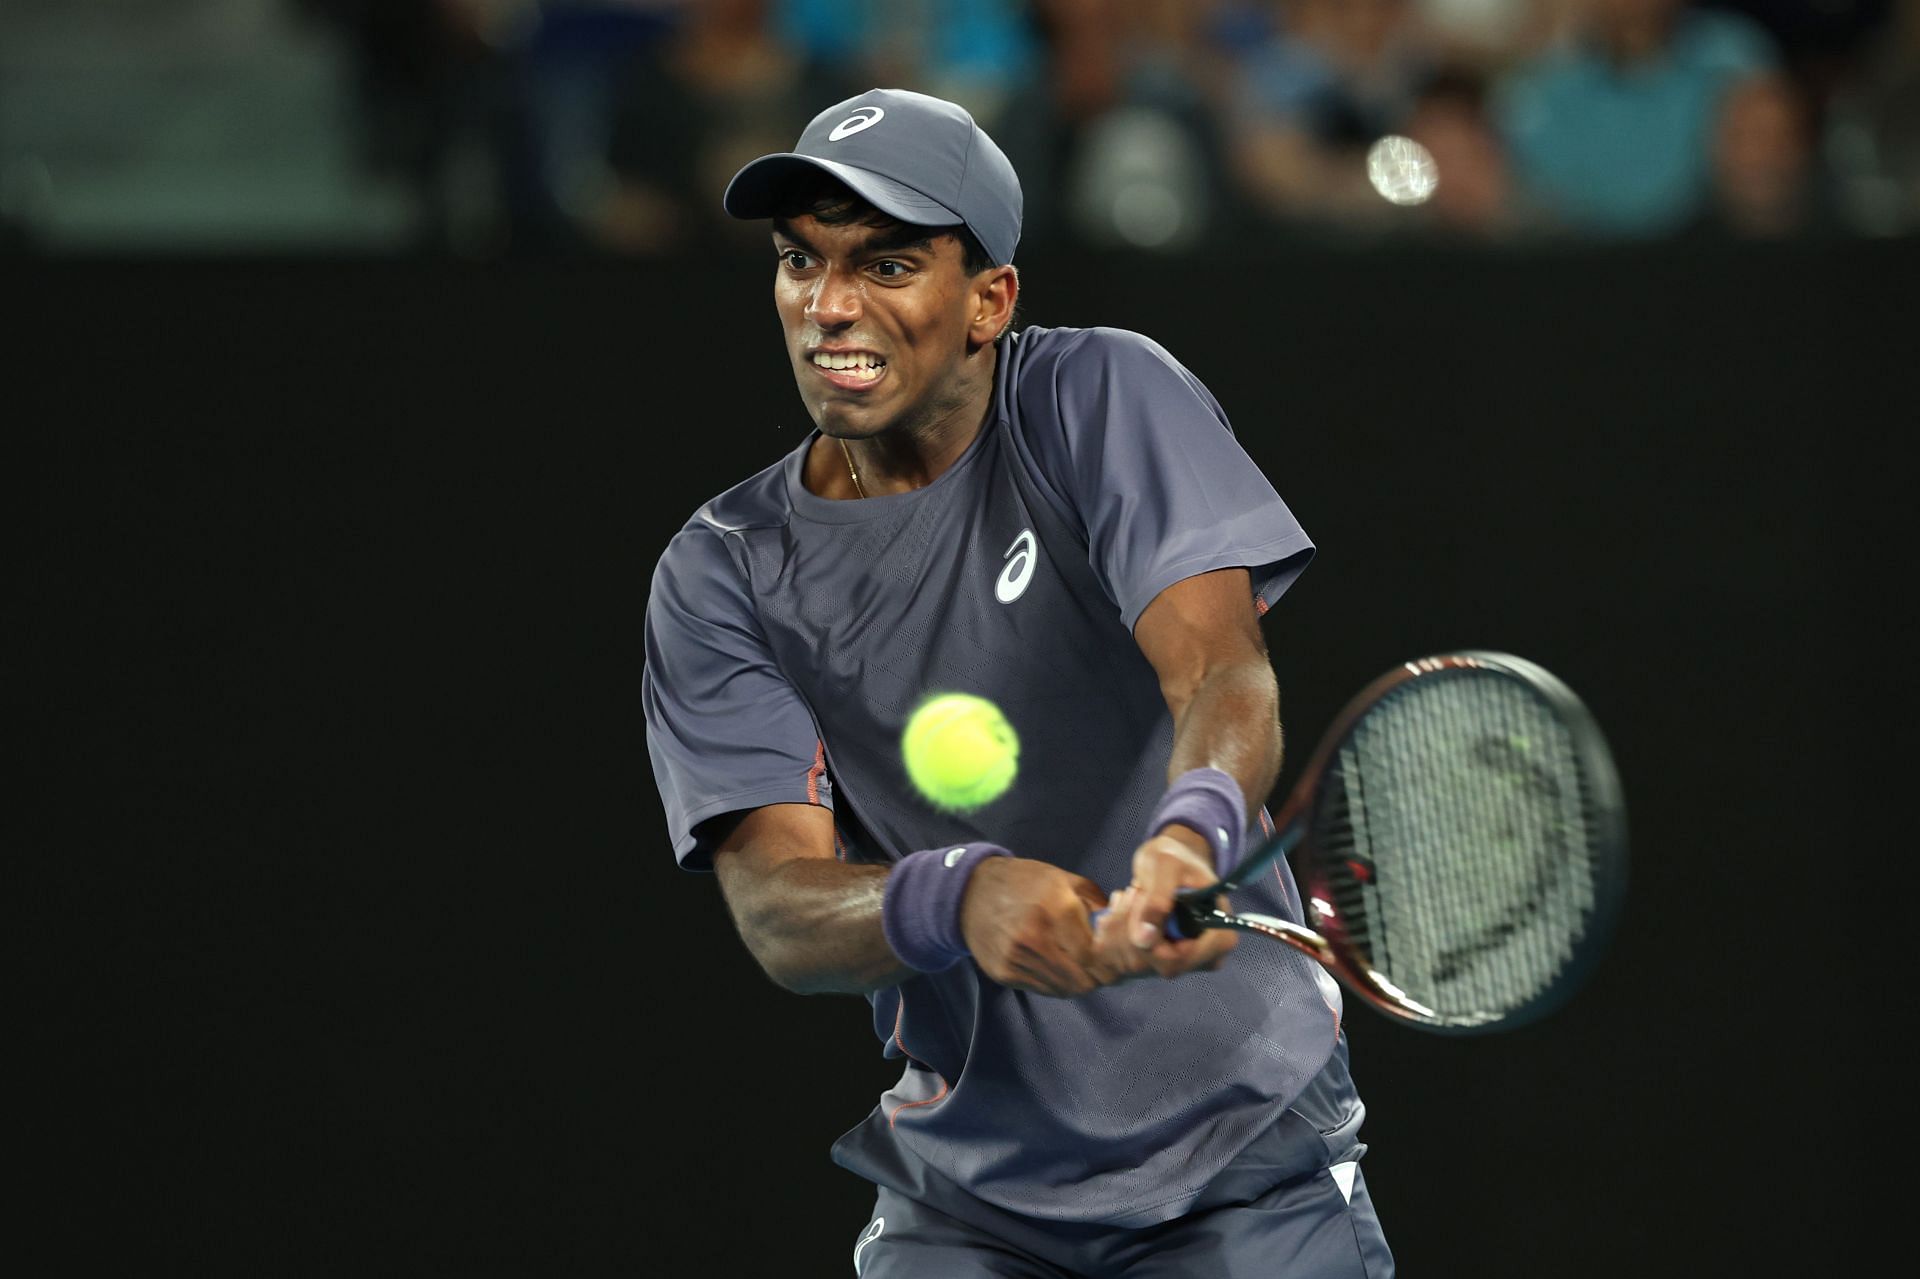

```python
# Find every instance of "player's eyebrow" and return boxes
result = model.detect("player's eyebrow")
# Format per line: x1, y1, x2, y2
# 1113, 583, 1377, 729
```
770, 218, 937, 260
770, 218, 818, 255
858, 225, 938, 257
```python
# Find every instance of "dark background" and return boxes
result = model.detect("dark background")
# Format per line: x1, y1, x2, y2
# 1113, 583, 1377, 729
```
23, 239, 1898, 1274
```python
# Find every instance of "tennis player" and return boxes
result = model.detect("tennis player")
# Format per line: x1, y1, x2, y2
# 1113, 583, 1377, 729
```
643, 88, 1394, 1277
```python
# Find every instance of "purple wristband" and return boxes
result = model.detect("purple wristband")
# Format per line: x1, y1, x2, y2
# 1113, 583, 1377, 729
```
1148, 768, 1248, 878
882, 842, 1012, 973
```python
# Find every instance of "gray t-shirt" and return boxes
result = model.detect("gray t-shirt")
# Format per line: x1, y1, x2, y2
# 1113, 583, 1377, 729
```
643, 325, 1344, 1226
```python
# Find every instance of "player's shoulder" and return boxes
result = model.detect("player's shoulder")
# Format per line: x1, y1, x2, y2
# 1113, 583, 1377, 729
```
1005, 325, 1207, 432
654, 448, 796, 591
1005, 325, 1194, 427
1007, 324, 1185, 383
692, 447, 797, 537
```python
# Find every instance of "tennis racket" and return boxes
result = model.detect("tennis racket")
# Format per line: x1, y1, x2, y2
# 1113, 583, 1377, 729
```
1163, 651, 1627, 1035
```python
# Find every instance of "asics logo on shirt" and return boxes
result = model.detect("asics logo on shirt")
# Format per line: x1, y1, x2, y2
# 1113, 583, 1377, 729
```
828, 107, 885, 140
996, 530, 1037, 603
853, 1216, 885, 1274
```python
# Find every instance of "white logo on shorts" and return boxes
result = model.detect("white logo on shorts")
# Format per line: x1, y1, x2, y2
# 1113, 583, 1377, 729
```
828, 107, 885, 141
853, 1216, 886, 1274
996, 529, 1037, 604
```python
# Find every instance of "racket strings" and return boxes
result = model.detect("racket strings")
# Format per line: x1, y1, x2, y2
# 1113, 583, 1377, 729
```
1312, 672, 1603, 1024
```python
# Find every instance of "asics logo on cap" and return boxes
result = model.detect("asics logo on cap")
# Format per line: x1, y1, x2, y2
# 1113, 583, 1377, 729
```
828, 107, 885, 141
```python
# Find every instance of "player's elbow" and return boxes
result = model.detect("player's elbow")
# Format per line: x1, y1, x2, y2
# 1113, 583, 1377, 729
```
753, 943, 820, 995
751, 942, 885, 997
761, 961, 807, 994
726, 908, 810, 993
730, 906, 841, 996
739, 915, 905, 997
769, 963, 844, 997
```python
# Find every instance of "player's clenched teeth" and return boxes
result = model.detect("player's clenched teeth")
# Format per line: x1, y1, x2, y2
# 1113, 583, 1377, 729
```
811, 351, 886, 377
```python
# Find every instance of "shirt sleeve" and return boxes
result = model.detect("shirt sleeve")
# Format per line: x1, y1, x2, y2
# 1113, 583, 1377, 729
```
643, 520, 830, 870
1017, 327, 1315, 630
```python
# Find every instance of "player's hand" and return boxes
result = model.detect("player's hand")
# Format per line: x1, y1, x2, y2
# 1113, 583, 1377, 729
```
1121, 830, 1239, 977
959, 857, 1115, 997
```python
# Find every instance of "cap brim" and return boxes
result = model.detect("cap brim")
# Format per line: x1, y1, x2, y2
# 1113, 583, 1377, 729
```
722, 154, 964, 229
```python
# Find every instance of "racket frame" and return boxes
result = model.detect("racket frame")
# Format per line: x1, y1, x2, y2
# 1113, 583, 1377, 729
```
1171, 651, 1627, 1034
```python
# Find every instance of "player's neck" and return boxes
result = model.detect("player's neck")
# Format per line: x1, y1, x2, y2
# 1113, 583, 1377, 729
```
855, 408, 984, 492
815, 346, 999, 499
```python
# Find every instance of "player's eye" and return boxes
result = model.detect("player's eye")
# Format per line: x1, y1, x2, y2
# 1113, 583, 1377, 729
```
871, 259, 910, 279
778, 249, 813, 270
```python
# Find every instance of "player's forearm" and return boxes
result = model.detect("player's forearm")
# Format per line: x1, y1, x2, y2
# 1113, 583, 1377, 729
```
730, 859, 916, 995
1165, 658, 1284, 824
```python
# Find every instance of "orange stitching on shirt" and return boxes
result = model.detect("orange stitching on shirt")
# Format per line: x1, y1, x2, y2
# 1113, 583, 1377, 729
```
887, 991, 951, 1128
806, 740, 826, 805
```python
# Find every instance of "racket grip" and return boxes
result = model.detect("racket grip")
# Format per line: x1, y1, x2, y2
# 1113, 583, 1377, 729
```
1168, 895, 1208, 940
1089, 897, 1207, 940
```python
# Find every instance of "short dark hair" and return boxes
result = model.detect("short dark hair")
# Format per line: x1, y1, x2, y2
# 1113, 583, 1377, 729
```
767, 170, 997, 277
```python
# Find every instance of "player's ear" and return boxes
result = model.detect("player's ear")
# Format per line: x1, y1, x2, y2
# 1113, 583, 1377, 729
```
968, 265, 1018, 347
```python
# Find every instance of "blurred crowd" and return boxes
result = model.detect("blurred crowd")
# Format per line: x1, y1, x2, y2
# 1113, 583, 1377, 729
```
5, 0, 1918, 253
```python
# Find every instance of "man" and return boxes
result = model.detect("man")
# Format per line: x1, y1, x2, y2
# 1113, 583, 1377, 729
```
643, 88, 1393, 1277
1494, 0, 1778, 236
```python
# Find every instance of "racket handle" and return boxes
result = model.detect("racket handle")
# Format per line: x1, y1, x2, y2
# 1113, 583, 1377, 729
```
1089, 897, 1208, 940
1168, 894, 1209, 939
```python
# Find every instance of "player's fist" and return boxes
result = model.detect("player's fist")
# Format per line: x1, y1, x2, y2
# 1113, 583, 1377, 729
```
958, 857, 1109, 997
1124, 829, 1238, 977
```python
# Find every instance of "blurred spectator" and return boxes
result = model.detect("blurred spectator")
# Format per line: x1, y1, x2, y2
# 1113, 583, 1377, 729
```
318, 1, 701, 253
1048, 0, 1243, 251
510, 2, 682, 250
1699, 70, 1830, 236
12, 0, 1907, 256
1229, 0, 1437, 229
1414, 0, 1582, 71
1494, 0, 1781, 237
308, 0, 538, 253
1402, 69, 1521, 236
1706, 0, 1896, 113
1000, 0, 1123, 248
1825, 0, 1920, 233
775, 0, 1040, 128
758, 0, 1238, 254
595, 0, 855, 255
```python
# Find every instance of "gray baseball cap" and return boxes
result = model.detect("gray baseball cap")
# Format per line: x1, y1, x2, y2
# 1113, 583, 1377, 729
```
722, 88, 1022, 267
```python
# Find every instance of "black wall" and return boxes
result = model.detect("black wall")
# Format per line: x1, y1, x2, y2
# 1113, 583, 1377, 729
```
23, 240, 1902, 1274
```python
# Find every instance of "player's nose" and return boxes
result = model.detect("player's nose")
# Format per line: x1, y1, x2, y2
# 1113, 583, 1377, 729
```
804, 267, 862, 329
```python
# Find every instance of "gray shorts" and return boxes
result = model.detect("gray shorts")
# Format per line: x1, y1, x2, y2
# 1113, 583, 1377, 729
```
844, 1048, 1394, 1279
851, 1145, 1392, 1278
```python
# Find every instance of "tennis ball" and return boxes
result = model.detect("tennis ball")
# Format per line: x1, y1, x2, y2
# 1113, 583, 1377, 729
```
901, 694, 1020, 812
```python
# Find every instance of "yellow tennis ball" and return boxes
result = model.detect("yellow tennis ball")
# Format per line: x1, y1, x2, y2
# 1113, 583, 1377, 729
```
901, 694, 1020, 813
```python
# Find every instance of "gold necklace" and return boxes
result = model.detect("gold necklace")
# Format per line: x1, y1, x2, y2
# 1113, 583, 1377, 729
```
838, 437, 868, 499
